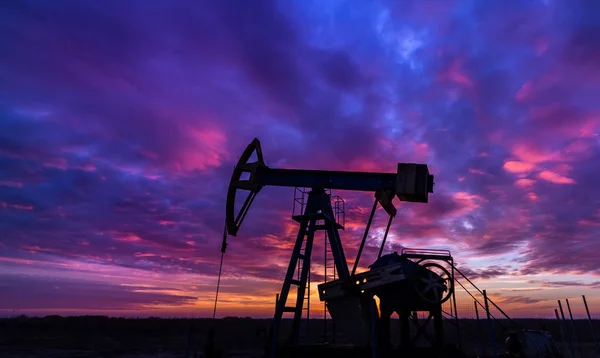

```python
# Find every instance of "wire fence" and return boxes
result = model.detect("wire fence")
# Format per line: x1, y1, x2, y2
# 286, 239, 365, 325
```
439, 268, 600, 357
434, 266, 514, 356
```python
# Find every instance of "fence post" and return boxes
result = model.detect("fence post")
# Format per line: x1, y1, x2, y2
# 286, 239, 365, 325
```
451, 264, 461, 350
582, 295, 600, 355
555, 309, 569, 357
185, 318, 194, 358
483, 290, 497, 358
475, 300, 484, 358
565, 299, 583, 358
558, 300, 576, 358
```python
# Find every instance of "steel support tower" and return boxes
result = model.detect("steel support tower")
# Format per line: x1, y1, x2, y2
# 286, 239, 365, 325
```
267, 188, 349, 353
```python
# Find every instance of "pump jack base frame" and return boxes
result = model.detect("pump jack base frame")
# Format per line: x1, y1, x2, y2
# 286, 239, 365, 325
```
276, 343, 463, 358
272, 250, 464, 358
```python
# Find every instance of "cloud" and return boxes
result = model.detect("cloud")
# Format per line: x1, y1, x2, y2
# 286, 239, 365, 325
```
538, 170, 576, 184
1, 0, 600, 318
0, 274, 197, 311
495, 295, 545, 306
503, 161, 535, 174
457, 265, 511, 281
528, 279, 600, 289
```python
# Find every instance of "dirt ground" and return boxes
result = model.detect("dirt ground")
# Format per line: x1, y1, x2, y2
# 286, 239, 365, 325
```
2, 351, 264, 358
1, 316, 599, 357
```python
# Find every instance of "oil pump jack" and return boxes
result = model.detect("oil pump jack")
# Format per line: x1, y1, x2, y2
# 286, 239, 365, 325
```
225, 138, 456, 358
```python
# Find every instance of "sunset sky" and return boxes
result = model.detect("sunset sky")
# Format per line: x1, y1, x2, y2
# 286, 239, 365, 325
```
1, 0, 600, 320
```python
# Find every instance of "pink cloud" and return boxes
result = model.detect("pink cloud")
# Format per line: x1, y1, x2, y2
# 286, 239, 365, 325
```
175, 126, 229, 172
538, 170, 576, 184
468, 168, 492, 177
578, 219, 600, 227
550, 163, 573, 176
0, 181, 23, 188
514, 178, 535, 188
115, 235, 143, 243
511, 144, 556, 164
1, 202, 34, 211
515, 81, 532, 102
450, 192, 483, 216
534, 37, 550, 56
503, 161, 535, 173
439, 59, 474, 88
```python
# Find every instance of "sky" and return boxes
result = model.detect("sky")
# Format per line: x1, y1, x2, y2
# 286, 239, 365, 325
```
1, 0, 600, 320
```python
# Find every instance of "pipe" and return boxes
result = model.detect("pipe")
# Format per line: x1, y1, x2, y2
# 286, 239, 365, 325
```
352, 198, 378, 275
377, 214, 394, 259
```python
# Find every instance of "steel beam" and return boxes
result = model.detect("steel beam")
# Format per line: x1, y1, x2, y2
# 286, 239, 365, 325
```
256, 165, 433, 203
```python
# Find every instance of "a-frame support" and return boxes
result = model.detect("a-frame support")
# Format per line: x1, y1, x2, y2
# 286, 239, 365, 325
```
266, 188, 349, 358
377, 307, 444, 357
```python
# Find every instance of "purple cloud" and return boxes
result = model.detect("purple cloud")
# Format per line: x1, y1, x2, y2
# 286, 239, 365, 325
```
1, 0, 600, 317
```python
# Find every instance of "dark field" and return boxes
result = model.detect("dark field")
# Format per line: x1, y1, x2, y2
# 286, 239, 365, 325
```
1, 316, 599, 357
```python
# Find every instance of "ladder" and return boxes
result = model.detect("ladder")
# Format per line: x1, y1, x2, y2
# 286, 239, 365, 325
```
297, 239, 311, 343
267, 188, 347, 358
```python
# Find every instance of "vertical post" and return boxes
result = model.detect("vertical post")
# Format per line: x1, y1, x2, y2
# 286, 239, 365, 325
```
307, 270, 311, 321
400, 310, 411, 348
566, 299, 583, 358
559, 300, 576, 358
323, 301, 327, 343
583, 295, 600, 355
433, 307, 444, 351
475, 300, 484, 358
451, 263, 461, 350
483, 290, 496, 358
370, 295, 378, 358
555, 309, 569, 358
275, 292, 280, 349
323, 230, 327, 343
185, 319, 193, 358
